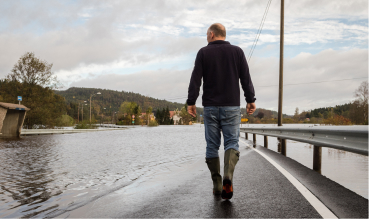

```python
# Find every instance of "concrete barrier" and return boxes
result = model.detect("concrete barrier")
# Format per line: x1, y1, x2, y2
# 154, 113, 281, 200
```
0, 102, 30, 138
21, 128, 128, 136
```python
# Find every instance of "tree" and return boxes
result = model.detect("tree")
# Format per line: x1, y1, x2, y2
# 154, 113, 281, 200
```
155, 109, 162, 124
164, 106, 170, 125
179, 105, 193, 125
324, 115, 351, 125
294, 107, 299, 116
256, 111, 264, 119
118, 101, 142, 125
133, 104, 142, 125
0, 79, 66, 128
293, 107, 299, 122
7, 52, 60, 88
145, 106, 153, 125
305, 112, 310, 118
0, 52, 66, 128
353, 81, 368, 124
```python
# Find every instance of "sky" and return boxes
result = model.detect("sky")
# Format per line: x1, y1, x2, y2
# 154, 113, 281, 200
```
0, 0, 367, 114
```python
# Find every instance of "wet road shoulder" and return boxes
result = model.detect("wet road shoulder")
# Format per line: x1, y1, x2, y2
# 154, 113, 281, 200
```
247, 139, 368, 218
119, 147, 323, 218
65, 137, 367, 218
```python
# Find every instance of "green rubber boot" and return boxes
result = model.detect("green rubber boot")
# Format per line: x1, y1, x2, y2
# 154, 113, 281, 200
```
222, 149, 240, 199
205, 157, 222, 195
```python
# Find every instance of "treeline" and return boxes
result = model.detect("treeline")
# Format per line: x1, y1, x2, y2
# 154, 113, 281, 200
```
56, 87, 204, 124
155, 107, 174, 125
0, 52, 201, 128
0, 52, 71, 128
245, 81, 368, 125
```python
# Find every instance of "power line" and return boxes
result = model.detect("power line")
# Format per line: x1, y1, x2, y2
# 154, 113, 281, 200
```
160, 77, 367, 101
247, 0, 272, 63
256, 77, 368, 88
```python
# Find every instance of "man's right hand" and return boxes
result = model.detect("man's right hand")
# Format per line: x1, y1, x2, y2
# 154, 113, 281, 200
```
246, 103, 256, 115
187, 105, 197, 117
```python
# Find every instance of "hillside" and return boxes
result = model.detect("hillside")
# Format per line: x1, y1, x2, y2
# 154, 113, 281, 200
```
55, 87, 204, 120
55, 87, 289, 122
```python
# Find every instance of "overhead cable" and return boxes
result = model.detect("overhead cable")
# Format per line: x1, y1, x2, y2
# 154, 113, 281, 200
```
247, 0, 272, 63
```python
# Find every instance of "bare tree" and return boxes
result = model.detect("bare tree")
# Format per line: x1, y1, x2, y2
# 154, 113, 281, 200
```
354, 81, 368, 124
7, 52, 60, 88
355, 81, 368, 105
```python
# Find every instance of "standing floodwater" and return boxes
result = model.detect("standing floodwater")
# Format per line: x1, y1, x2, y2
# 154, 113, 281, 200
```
0, 125, 367, 218
0, 126, 206, 218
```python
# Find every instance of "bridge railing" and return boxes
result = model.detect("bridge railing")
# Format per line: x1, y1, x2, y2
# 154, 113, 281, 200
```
240, 126, 368, 173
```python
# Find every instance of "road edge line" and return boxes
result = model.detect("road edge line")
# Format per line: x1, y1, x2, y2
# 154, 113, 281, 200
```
239, 139, 337, 219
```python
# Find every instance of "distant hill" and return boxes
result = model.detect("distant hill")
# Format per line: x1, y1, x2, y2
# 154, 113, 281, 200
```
55, 87, 202, 118
55, 87, 287, 120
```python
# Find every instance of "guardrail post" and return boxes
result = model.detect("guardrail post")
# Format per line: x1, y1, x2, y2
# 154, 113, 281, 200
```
313, 145, 322, 174
253, 134, 256, 147
281, 139, 286, 156
245, 133, 248, 140
278, 138, 281, 152
264, 136, 268, 148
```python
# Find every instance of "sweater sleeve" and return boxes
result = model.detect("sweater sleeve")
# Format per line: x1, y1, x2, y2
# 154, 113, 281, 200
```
186, 50, 203, 105
239, 51, 256, 103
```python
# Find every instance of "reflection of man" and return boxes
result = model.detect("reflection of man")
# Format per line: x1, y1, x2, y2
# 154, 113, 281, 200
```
186, 23, 256, 199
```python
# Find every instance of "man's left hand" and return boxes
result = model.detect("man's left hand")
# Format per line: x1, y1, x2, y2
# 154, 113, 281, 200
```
187, 105, 197, 117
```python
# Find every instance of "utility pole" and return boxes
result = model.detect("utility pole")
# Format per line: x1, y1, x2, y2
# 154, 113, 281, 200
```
278, 0, 286, 156
278, 0, 284, 126
89, 92, 101, 123
78, 104, 80, 122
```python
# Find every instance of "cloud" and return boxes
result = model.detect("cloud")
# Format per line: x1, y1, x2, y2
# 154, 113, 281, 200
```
68, 48, 367, 114
0, 0, 367, 77
0, 1, 367, 115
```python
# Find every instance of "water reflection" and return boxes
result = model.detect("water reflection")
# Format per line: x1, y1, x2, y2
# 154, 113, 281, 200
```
0, 126, 206, 218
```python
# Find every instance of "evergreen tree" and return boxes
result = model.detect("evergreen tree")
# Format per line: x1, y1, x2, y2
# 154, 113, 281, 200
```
164, 106, 170, 125
156, 109, 162, 125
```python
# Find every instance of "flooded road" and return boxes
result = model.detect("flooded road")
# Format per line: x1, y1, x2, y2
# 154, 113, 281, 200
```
0, 124, 367, 218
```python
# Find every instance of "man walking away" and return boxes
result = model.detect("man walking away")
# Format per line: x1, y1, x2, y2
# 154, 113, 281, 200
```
186, 23, 256, 200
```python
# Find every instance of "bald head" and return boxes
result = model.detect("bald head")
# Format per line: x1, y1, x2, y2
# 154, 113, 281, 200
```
208, 23, 226, 38
207, 23, 226, 43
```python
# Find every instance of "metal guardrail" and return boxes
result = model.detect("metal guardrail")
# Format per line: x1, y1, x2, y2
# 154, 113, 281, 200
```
240, 126, 368, 156
240, 126, 368, 173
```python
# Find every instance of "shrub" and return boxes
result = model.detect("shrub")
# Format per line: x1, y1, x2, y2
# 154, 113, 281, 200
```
74, 121, 97, 129
56, 115, 74, 127
324, 115, 352, 125
148, 120, 158, 127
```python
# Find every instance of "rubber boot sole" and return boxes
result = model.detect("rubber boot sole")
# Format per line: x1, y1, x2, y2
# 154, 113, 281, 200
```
213, 190, 222, 196
221, 178, 233, 199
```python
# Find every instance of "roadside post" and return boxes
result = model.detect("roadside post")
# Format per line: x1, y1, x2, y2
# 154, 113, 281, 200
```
241, 117, 248, 127
200, 114, 202, 127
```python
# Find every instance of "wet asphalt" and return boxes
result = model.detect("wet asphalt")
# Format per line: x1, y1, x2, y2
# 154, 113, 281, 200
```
67, 138, 368, 218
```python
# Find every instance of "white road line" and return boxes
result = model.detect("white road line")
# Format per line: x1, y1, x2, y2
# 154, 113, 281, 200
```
239, 139, 337, 219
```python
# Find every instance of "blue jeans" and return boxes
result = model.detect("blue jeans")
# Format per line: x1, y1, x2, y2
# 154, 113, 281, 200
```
203, 106, 241, 158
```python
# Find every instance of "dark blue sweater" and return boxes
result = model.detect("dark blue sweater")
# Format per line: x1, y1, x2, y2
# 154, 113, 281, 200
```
186, 40, 256, 106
